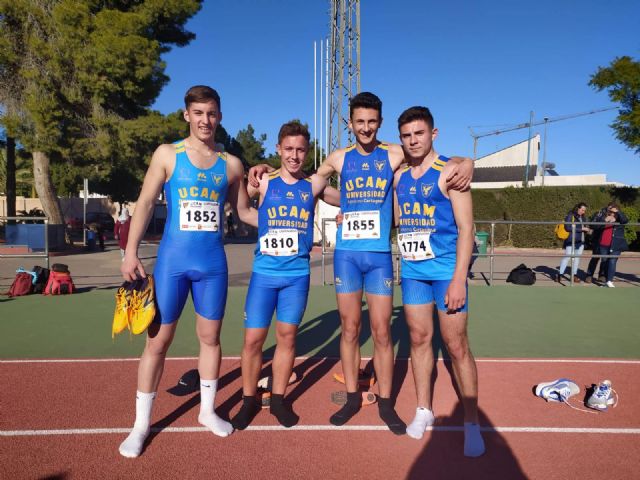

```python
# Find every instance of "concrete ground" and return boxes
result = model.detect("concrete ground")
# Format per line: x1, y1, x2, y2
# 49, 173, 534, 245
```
1, 237, 639, 290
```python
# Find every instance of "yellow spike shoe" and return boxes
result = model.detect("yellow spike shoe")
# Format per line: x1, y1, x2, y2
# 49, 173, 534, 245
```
112, 285, 131, 338
130, 275, 156, 335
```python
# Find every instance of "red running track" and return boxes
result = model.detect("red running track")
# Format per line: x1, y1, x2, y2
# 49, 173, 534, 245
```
1, 358, 639, 479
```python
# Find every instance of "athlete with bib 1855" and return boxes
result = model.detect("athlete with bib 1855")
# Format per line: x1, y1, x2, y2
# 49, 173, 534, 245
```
118, 85, 257, 458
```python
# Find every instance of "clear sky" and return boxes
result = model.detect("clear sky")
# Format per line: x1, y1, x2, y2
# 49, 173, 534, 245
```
153, 0, 640, 186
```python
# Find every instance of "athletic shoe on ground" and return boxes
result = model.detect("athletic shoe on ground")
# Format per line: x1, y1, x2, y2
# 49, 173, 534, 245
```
535, 378, 580, 403
130, 275, 156, 335
606, 281, 615, 288
587, 380, 615, 411
330, 391, 376, 407
585, 275, 593, 284
257, 372, 298, 391
598, 275, 606, 282
332, 370, 376, 388
112, 282, 133, 338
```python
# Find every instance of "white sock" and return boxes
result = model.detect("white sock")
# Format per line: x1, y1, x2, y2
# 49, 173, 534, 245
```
406, 407, 435, 440
464, 422, 485, 457
198, 379, 233, 437
119, 391, 156, 458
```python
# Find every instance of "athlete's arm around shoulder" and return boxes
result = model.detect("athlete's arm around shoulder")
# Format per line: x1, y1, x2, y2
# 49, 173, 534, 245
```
445, 156, 474, 191
316, 148, 346, 180
226, 153, 258, 228
121, 143, 173, 281
309, 173, 329, 198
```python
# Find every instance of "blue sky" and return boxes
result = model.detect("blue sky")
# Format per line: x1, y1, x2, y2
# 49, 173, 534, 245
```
153, 0, 640, 186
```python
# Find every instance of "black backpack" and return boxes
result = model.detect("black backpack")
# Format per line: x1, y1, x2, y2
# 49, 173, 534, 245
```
32, 266, 51, 294
507, 264, 536, 285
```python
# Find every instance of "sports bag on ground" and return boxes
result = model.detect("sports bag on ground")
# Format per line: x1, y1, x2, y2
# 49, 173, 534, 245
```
506, 263, 536, 285
32, 266, 50, 294
43, 270, 75, 295
7, 272, 34, 297
51, 263, 70, 273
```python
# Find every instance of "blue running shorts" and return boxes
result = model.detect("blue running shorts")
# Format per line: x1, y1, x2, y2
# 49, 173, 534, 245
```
401, 277, 468, 313
333, 249, 393, 296
244, 272, 310, 328
153, 244, 228, 324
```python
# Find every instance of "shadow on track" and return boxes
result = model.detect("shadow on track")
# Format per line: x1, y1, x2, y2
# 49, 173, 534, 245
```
406, 403, 527, 480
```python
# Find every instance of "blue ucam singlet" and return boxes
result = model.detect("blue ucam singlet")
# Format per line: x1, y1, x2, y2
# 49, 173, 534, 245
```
396, 155, 458, 280
253, 171, 315, 277
336, 143, 394, 252
161, 140, 228, 248
153, 140, 230, 323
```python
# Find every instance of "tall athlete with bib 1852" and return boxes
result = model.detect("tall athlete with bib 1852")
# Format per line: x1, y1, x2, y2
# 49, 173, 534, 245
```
118, 86, 255, 458
394, 106, 484, 457
231, 122, 337, 430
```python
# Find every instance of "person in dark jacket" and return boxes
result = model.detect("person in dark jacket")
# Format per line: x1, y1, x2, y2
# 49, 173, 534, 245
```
585, 202, 628, 288
557, 203, 592, 283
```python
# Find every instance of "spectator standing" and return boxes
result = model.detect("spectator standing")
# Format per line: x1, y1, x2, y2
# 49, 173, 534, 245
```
114, 208, 131, 259
556, 203, 592, 283
585, 207, 608, 283
586, 202, 628, 288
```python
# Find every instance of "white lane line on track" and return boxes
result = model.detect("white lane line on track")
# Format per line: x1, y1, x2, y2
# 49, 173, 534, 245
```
2, 426, 640, 437
1, 357, 640, 364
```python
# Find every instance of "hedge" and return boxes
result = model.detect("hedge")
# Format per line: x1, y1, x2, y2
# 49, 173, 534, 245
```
471, 186, 640, 250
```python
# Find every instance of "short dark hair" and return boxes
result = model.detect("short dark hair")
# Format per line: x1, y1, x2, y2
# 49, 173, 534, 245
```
278, 121, 310, 145
607, 202, 619, 210
349, 92, 382, 118
397, 106, 435, 131
184, 85, 221, 110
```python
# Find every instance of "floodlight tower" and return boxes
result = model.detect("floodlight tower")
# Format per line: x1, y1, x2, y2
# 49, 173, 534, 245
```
327, 0, 360, 152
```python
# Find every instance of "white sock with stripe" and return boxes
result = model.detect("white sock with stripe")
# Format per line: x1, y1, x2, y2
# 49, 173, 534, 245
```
119, 391, 156, 458
198, 379, 233, 437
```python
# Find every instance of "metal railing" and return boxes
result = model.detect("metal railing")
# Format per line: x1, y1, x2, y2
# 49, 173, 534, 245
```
0, 216, 50, 269
320, 218, 640, 286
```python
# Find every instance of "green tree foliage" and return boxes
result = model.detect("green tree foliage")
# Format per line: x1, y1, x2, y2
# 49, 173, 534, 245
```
0, 0, 202, 224
228, 124, 267, 168
590, 56, 640, 154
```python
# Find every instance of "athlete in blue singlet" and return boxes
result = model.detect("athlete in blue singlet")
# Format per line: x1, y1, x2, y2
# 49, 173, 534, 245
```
119, 86, 256, 458
394, 106, 484, 457
231, 121, 331, 430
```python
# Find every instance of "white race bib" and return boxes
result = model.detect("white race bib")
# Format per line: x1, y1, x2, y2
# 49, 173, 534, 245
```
398, 232, 435, 261
179, 200, 220, 232
260, 229, 299, 256
341, 210, 381, 240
